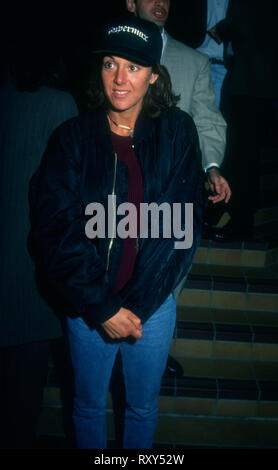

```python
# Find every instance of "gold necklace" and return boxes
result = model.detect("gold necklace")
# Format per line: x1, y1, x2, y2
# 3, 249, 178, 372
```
108, 114, 134, 136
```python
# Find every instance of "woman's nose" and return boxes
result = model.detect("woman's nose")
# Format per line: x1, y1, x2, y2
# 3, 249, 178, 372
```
114, 66, 127, 85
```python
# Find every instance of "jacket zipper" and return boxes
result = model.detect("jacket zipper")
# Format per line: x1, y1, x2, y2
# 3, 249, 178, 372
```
106, 152, 118, 271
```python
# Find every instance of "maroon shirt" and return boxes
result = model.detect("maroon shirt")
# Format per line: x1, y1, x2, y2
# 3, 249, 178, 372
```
111, 132, 144, 294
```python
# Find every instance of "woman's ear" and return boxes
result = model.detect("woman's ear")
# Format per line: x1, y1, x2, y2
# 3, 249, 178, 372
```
150, 73, 159, 85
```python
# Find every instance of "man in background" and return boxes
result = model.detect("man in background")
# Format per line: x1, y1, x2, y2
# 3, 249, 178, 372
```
126, 0, 231, 207
126, 0, 231, 378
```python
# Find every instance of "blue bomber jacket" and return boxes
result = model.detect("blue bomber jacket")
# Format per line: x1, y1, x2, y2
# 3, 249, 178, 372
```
29, 106, 206, 327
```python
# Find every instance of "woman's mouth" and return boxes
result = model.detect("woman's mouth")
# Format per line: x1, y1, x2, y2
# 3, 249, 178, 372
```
112, 89, 129, 98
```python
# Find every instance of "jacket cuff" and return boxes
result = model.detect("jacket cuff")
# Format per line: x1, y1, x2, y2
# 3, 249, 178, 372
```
82, 293, 123, 328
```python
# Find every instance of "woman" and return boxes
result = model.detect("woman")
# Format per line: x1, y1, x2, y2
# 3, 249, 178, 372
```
29, 15, 205, 449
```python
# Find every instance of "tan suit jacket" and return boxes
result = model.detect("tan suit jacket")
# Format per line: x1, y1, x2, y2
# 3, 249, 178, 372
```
162, 33, 227, 169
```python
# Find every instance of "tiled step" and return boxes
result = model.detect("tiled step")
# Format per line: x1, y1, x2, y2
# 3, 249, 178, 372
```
152, 414, 278, 448
38, 320, 278, 449
37, 251, 278, 448
38, 384, 278, 448
179, 288, 278, 312
175, 319, 278, 344
188, 263, 278, 290
178, 262, 278, 312
173, 303, 278, 377
197, 207, 278, 267
42, 344, 278, 418
166, 348, 278, 397
160, 378, 278, 411
177, 305, 278, 327
36, 415, 278, 449
39, 313, 278, 438
194, 237, 278, 267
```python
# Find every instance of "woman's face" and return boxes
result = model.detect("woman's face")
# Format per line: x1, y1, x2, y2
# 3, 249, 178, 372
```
101, 56, 158, 117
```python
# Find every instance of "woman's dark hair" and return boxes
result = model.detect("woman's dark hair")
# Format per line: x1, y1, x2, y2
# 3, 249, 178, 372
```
85, 55, 180, 118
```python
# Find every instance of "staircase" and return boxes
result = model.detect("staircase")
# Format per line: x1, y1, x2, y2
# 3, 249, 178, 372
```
154, 207, 278, 449
36, 205, 278, 449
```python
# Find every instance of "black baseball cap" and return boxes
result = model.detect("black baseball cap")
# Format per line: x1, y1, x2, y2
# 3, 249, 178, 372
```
92, 14, 163, 66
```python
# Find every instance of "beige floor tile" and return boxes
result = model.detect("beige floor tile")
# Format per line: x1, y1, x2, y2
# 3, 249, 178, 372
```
158, 397, 175, 414
174, 339, 213, 358
252, 343, 278, 361
246, 294, 278, 312
216, 400, 257, 418
169, 342, 177, 356
175, 398, 216, 416
211, 292, 246, 310
193, 247, 209, 264
241, 251, 266, 267
209, 249, 241, 266
258, 402, 278, 418
213, 342, 251, 360
178, 289, 211, 308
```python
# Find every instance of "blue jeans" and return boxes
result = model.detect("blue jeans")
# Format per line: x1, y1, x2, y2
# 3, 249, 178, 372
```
65, 294, 176, 449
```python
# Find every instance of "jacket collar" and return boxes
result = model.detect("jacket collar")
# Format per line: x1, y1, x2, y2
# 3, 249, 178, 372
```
91, 107, 157, 145
133, 110, 157, 144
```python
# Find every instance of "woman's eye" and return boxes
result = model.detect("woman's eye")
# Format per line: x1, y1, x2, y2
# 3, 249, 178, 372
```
129, 65, 139, 72
103, 61, 114, 69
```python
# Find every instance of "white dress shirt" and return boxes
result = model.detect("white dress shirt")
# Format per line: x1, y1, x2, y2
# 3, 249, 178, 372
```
197, 0, 229, 60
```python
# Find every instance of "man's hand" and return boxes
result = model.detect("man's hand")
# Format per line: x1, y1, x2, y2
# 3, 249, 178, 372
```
206, 167, 231, 204
101, 308, 142, 340
208, 26, 223, 44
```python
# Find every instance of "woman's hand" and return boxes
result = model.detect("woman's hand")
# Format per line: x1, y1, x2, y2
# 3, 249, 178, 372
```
101, 308, 143, 340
